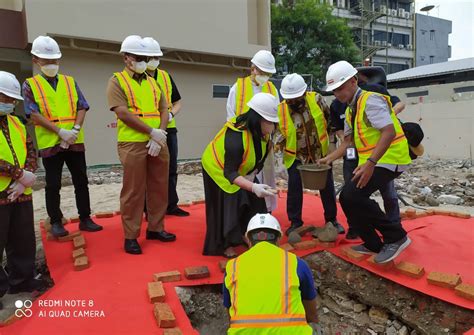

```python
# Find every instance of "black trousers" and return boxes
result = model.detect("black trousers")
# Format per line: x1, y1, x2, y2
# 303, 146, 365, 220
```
42, 151, 91, 224
166, 131, 179, 211
0, 201, 36, 297
339, 167, 407, 252
287, 160, 337, 226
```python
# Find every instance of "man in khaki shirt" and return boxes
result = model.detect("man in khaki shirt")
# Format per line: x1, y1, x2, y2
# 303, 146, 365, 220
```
106, 35, 176, 255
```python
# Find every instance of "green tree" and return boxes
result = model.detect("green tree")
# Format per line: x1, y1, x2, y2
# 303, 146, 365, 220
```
271, 0, 360, 87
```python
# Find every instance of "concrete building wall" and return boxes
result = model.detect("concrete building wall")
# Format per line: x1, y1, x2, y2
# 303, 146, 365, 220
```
415, 14, 452, 66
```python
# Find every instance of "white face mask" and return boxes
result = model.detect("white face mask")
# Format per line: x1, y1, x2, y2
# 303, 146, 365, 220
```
255, 74, 270, 86
132, 61, 147, 74
41, 64, 59, 77
147, 59, 160, 71
0, 102, 14, 115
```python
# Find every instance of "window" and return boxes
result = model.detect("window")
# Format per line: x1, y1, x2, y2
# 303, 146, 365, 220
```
430, 30, 435, 40
430, 56, 435, 64
406, 90, 429, 98
453, 86, 474, 93
212, 85, 231, 99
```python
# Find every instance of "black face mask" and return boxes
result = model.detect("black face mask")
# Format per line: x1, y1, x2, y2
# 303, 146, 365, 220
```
287, 98, 306, 111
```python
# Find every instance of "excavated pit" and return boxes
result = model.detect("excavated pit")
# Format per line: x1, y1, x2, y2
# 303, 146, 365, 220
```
176, 251, 474, 335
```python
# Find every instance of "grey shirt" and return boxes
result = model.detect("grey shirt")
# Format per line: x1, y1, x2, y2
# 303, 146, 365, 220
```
344, 88, 409, 172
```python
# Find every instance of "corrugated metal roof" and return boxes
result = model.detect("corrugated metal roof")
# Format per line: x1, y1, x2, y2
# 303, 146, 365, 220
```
387, 58, 474, 82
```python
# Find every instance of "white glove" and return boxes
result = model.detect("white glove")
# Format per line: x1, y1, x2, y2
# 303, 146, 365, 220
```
150, 128, 167, 145
7, 181, 26, 202
58, 129, 77, 145
146, 140, 161, 157
168, 112, 174, 123
60, 140, 70, 149
251, 183, 277, 198
18, 170, 36, 188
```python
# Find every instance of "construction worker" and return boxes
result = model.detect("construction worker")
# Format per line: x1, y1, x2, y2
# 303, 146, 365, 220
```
22, 36, 102, 237
201, 93, 279, 258
106, 35, 175, 255
275, 73, 345, 236
321, 61, 411, 264
223, 213, 317, 334
0, 71, 45, 309
143, 37, 189, 217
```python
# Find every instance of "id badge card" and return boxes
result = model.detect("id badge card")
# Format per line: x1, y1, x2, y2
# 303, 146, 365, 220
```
346, 147, 356, 160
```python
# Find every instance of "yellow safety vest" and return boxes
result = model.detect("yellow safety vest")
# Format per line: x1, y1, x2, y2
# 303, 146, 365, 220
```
225, 242, 312, 335
26, 74, 84, 150
277, 92, 329, 169
0, 115, 32, 195
235, 76, 278, 116
346, 90, 411, 166
156, 69, 176, 129
201, 116, 268, 194
114, 70, 162, 142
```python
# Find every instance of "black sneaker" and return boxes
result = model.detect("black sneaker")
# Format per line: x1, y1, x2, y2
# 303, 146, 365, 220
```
51, 223, 69, 237
166, 207, 190, 217
331, 221, 346, 234
8, 278, 47, 294
285, 223, 303, 236
79, 218, 103, 232
345, 228, 359, 240
374, 236, 412, 264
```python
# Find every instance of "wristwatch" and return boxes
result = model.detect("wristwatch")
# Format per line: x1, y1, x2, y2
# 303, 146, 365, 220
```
73, 124, 81, 131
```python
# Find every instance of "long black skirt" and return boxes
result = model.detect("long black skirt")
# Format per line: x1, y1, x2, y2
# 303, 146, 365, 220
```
202, 169, 267, 256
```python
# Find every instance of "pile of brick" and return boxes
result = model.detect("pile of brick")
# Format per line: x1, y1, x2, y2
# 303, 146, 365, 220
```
400, 208, 471, 219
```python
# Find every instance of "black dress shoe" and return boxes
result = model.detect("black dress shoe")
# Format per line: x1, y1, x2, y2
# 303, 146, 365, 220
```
124, 239, 142, 254
346, 228, 360, 240
79, 218, 103, 232
51, 223, 69, 237
146, 230, 176, 242
285, 223, 302, 236
166, 207, 190, 217
8, 278, 47, 294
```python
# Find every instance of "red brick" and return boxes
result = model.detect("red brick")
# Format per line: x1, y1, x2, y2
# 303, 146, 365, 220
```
415, 211, 429, 218
405, 208, 416, 219
455, 283, 474, 301
367, 255, 394, 269
192, 199, 206, 205
294, 225, 316, 237
58, 231, 81, 242
69, 216, 80, 223
43, 220, 52, 232
153, 303, 176, 328
395, 261, 425, 279
293, 239, 319, 250
425, 209, 435, 215
72, 248, 86, 259
164, 328, 183, 335
399, 211, 407, 219
114, 210, 121, 215
153, 270, 181, 283
433, 209, 453, 217
341, 246, 367, 261
46, 232, 56, 241
74, 256, 89, 271
319, 241, 337, 248
148, 281, 166, 303
427, 272, 462, 288
184, 266, 210, 280
94, 211, 114, 218
280, 243, 294, 251
218, 260, 228, 273
452, 211, 471, 219
73, 235, 86, 249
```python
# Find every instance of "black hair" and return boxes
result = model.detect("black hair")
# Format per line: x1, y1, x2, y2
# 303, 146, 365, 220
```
234, 108, 264, 139
248, 228, 281, 245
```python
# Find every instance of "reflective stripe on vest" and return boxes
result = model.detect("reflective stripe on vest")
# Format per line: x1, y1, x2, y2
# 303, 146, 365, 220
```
235, 76, 278, 116
0, 115, 32, 195
114, 71, 162, 142
277, 92, 329, 169
26, 74, 84, 150
156, 69, 176, 129
346, 91, 411, 166
201, 117, 268, 194
225, 242, 312, 334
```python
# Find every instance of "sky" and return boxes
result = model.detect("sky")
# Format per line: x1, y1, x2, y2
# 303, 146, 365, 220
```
415, 0, 474, 60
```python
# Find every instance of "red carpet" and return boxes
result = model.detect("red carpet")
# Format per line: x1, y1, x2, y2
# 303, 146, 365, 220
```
2, 194, 473, 334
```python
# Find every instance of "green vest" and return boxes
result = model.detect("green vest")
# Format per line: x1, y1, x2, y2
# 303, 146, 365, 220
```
225, 242, 312, 335
346, 90, 411, 166
26, 74, 84, 150
156, 69, 176, 129
0, 115, 32, 195
277, 92, 329, 169
201, 116, 268, 194
114, 70, 162, 142
235, 76, 278, 116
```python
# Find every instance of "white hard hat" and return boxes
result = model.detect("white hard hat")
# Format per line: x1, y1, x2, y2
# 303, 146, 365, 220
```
325, 60, 358, 92
0, 71, 23, 100
280, 73, 308, 99
142, 37, 163, 57
31, 36, 62, 60
251, 50, 276, 74
120, 35, 153, 56
247, 93, 279, 123
246, 213, 282, 237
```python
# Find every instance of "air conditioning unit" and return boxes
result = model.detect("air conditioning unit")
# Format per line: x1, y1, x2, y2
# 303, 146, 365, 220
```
380, 5, 387, 14
398, 8, 405, 17
337, 0, 345, 8
406, 44, 413, 50
404, 12, 410, 19
391, 9, 398, 16
398, 44, 404, 49
374, 40, 381, 46
387, 43, 392, 48
382, 41, 387, 46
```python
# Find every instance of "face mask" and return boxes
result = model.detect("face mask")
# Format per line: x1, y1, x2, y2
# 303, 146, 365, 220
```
255, 74, 270, 86
0, 102, 14, 115
147, 59, 160, 71
41, 64, 59, 77
132, 61, 147, 74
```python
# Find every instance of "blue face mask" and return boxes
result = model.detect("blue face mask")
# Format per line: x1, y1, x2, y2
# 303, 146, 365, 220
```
0, 102, 15, 115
